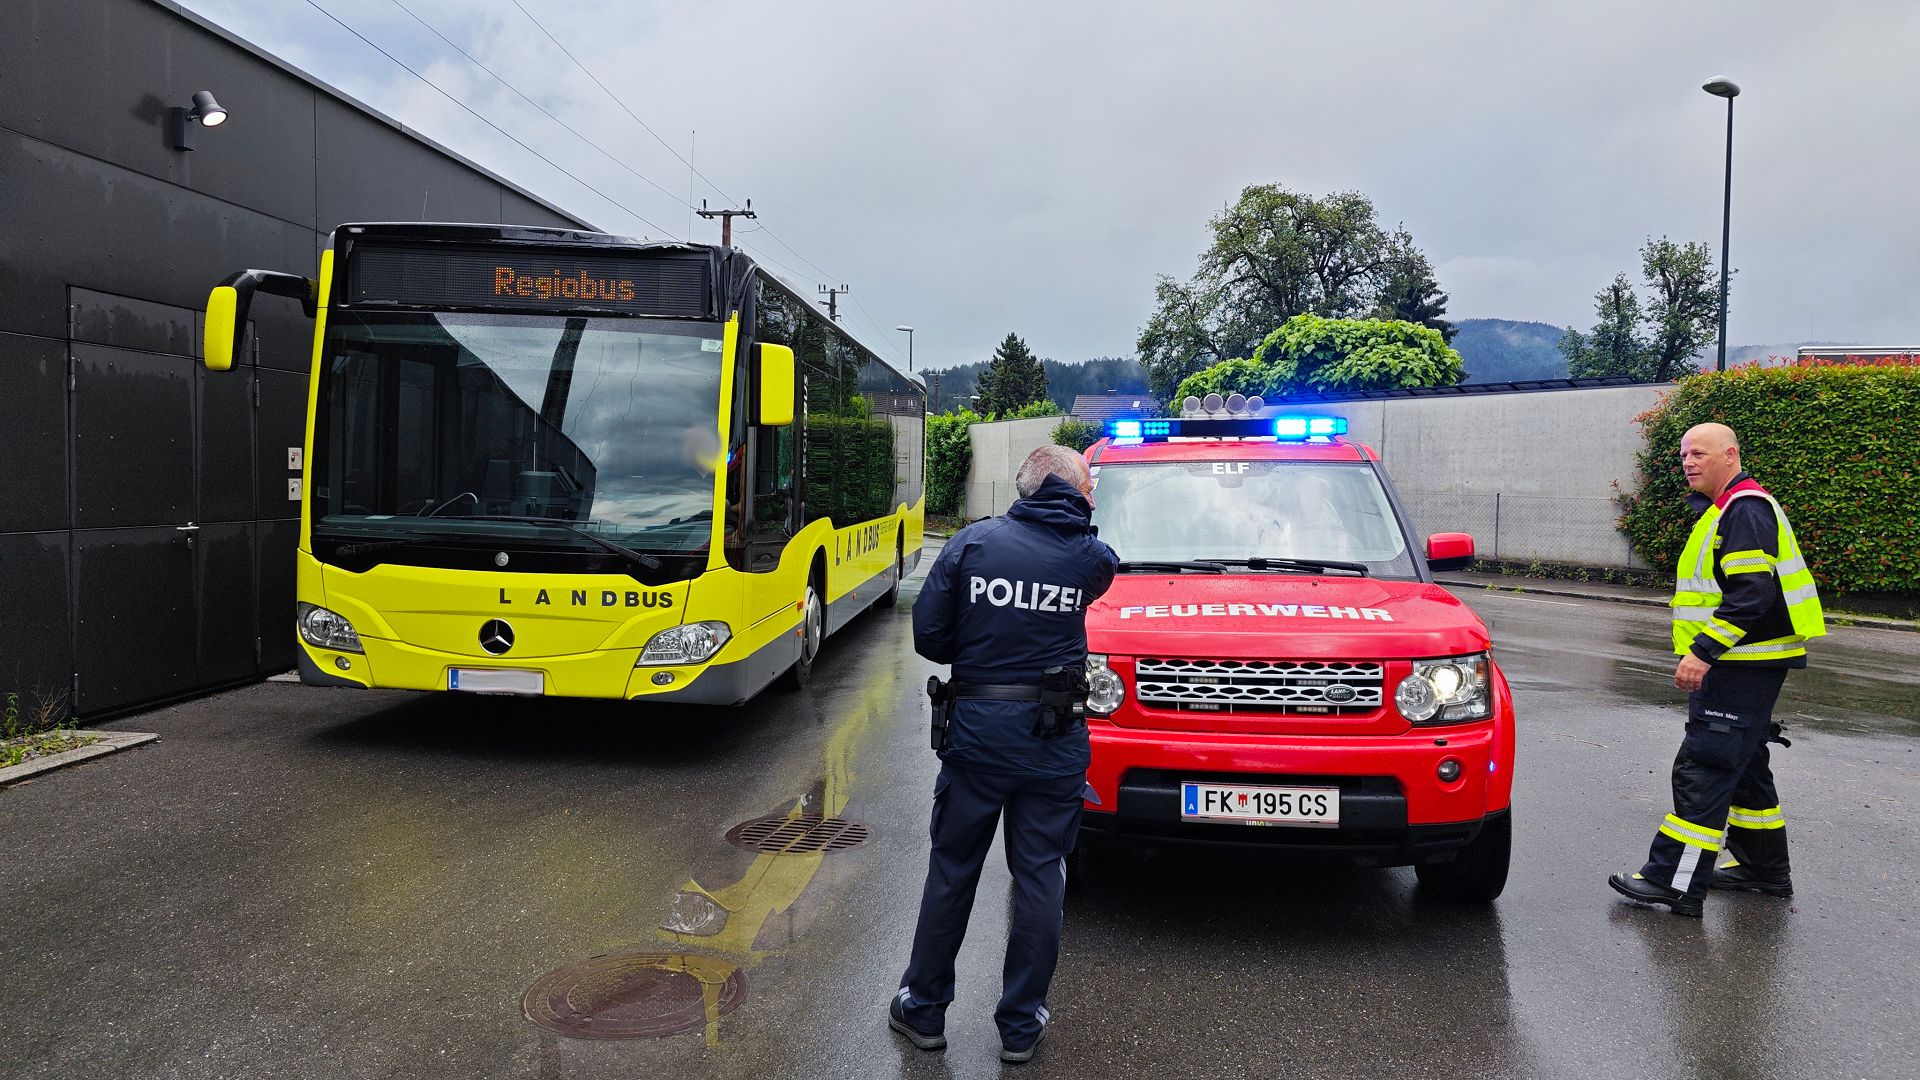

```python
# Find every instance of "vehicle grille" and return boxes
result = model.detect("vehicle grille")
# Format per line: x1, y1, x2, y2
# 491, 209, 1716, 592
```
1133, 658, 1384, 715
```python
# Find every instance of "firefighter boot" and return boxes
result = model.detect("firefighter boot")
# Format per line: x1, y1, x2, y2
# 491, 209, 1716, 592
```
1714, 813, 1792, 896
1608, 872, 1705, 918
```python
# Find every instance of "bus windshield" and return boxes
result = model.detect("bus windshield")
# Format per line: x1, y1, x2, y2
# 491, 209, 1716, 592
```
1089, 460, 1418, 578
313, 311, 727, 554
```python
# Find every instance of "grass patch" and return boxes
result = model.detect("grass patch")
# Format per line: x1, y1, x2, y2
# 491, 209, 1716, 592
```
2, 684, 90, 768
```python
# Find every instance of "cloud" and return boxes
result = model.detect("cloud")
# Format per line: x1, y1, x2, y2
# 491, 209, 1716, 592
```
181, 0, 1920, 366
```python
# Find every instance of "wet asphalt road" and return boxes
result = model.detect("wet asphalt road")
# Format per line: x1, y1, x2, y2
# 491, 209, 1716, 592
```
4, 570, 1918, 1080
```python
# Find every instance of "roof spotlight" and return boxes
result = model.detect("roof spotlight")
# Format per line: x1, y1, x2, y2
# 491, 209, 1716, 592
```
170, 90, 229, 151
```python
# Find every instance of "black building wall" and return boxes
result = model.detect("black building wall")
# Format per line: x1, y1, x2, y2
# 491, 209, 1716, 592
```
0, 0, 591, 720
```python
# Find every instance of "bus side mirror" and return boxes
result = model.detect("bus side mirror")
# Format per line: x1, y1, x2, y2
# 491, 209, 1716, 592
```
202, 269, 317, 371
1426, 532, 1475, 572
757, 342, 795, 427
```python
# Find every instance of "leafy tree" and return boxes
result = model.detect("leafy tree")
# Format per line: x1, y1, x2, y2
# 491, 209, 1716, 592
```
1561, 273, 1654, 380
1172, 316, 1463, 405
924, 408, 981, 517
1372, 251, 1456, 343
1560, 238, 1723, 382
1641, 238, 1721, 382
1137, 185, 1446, 398
972, 332, 1049, 415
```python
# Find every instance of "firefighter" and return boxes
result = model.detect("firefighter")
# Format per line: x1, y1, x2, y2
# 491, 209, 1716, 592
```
1610, 422, 1826, 917
890, 445, 1118, 1064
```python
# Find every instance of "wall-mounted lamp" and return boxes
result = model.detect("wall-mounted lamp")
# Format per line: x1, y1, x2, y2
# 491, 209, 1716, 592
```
170, 90, 228, 151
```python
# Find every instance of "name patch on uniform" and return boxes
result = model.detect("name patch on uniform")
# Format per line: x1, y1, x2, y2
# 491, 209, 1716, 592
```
1117, 604, 1393, 621
968, 576, 1084, 613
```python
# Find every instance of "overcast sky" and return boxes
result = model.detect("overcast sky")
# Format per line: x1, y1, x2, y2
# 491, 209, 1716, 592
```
182, 0, 1920, 373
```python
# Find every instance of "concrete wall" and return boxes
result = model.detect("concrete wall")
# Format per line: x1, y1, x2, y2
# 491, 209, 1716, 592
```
0, 0, 590, 719
953, 385, 1674, 568
1289, 384, 1668, 567
962, 416, 1062, 519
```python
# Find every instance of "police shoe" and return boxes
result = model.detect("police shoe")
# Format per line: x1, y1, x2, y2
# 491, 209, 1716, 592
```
1001, 1007, 1050, 1064
1608, 872, 1704, 918
1710, 862, 1793, 897
888, 990, 946, 1051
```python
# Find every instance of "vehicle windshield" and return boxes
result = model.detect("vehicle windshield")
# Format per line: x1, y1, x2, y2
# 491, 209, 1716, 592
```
1089, 460, 1418, 578
312, 311, 726, 554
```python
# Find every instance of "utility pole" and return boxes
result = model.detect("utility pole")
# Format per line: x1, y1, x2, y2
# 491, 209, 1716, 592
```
817, 283, 849, 322
695, 198, 755, 247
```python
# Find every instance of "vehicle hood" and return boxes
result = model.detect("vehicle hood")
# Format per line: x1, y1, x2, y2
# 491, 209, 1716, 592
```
1088, 574, 1488, 660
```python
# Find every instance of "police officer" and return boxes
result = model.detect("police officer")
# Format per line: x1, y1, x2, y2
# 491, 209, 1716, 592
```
890, 445, 1118, 1064
1610, 422, 1826, 917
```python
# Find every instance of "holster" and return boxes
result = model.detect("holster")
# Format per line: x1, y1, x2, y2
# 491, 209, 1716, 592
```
1034, 665, 1090, 739
926, 675, 953, 751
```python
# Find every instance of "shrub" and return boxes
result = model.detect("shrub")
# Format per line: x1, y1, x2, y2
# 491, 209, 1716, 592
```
1170, 315, 1463, 405
1051, 417, 1101, 452
1618, 363, 1920, 594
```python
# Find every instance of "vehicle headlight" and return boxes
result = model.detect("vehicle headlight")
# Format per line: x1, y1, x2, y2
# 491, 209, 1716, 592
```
636, 622, 732, 666
1396, 652, 1492, 724
297, 602, 362, 653
1086, 653, 1125, 715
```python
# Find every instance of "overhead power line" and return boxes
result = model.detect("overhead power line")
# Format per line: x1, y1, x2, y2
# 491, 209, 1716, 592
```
300, 0, 672, 237
386, 0, 690, 231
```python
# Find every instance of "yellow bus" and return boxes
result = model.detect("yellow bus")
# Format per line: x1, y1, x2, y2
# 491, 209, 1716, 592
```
203, 223, 925, 702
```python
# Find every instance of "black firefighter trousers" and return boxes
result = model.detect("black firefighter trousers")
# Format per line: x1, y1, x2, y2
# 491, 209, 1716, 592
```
1639, 664, 1793, 897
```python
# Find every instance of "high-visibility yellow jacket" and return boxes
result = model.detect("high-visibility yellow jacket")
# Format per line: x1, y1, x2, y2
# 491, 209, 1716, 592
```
1671, 473, 1826, 664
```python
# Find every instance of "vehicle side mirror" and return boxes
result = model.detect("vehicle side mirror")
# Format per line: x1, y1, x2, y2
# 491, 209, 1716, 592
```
202, 269, 316, 371
757, 342, 795, 427
1426, 532, 1475, 572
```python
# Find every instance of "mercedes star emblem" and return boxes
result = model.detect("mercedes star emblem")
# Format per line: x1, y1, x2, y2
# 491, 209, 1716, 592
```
479, 619, 515, 655
494, 551, 510, 567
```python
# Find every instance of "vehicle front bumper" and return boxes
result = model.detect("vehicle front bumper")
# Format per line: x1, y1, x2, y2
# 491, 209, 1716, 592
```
1082, 721, 1508, 865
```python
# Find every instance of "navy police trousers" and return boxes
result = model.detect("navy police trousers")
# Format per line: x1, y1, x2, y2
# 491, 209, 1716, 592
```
899, 764, 1084, 1048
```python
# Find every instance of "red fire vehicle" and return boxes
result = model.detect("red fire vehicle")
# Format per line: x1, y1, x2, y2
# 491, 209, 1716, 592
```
1077, 413, 1512, 900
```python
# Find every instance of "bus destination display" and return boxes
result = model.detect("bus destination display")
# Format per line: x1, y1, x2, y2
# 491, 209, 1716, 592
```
345, 244, 710, 318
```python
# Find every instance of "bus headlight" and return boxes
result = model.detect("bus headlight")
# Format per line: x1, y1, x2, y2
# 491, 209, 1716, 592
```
637, 622, 732, 666
1086, 653, 1125, 716
1396, 652, 1492, 724
297, 602, 362, 653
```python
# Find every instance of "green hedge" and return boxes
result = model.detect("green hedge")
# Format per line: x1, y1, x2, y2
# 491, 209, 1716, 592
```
1052, 417, 1101, 452
1618, 363, 1920, 594
926, 409, 979, 517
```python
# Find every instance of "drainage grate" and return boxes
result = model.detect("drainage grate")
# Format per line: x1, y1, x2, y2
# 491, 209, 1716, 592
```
724, 815, 871, 854
522, 952, 747, 1039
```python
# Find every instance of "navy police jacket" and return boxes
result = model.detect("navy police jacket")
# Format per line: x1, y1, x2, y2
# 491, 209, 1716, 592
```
913, 474, 1119, 777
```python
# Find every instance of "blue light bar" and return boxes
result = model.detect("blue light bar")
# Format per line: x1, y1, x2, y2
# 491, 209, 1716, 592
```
1102, 415, 1348, 443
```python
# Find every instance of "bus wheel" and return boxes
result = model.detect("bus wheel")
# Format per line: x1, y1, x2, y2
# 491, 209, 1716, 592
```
779, 576, 824, 691
876, 539, 904, 609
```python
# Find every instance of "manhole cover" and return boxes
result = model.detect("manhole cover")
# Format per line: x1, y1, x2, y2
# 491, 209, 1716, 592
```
522, 952, 747, 1039
724, 815, 871, 854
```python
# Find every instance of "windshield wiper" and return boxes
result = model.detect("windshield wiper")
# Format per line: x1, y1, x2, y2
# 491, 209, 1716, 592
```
457, 516, 663, 571
327, 531, 474, 558
1117, 560, 1228, 574
1196, 556, 1370, 577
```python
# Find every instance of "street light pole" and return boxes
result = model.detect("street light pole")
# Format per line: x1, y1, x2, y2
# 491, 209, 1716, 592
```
895, 324, 915, 371
1704, 76, 1741, 372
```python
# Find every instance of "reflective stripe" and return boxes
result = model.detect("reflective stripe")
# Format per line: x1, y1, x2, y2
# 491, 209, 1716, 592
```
1671, 845, 1706, 893
1783, 582, 1821, 606
1724, 636, 1808, 659
1701, 622, 1738, 647
1723, 564, 1774, 576
1672, 606, 1720, 621
1659, 813, 1724, 851
1677, 578, 1718, 594
1775, 555, 1809, 576
1708, 617, 1747, 643
1728, 805, 1786, 830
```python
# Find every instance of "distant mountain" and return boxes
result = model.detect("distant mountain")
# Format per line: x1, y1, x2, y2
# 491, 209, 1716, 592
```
1452, 319, 1568, 383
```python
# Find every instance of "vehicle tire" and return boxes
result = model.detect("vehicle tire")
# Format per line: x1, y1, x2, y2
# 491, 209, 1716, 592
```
778, 575, 825, 691
875, 538, 904, 609
1414, 810, 1511, 902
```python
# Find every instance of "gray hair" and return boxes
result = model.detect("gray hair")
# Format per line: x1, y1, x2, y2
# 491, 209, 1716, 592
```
1015, 445, 1090, 498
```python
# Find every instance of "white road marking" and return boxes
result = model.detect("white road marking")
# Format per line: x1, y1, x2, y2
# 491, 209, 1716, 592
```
1468, 593, 1581, 607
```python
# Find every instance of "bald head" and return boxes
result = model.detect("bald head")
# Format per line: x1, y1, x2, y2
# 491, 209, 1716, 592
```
1679, 423, 1742, 497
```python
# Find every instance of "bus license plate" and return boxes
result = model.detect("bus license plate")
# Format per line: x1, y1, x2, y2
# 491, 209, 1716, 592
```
448, 668, 545, 695
1180, 782, 1339, 827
